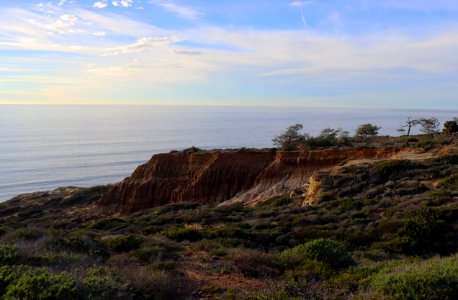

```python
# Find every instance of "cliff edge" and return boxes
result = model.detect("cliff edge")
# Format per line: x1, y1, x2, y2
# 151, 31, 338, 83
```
99, 148, 405, 213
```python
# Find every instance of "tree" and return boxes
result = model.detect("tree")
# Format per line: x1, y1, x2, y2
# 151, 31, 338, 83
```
355, 123, 381, 138
306, 128, 340, 148
419, 117, 440, 135
443, 120, 458, 135
272, 124, 308, 150
398, 117, 420, 137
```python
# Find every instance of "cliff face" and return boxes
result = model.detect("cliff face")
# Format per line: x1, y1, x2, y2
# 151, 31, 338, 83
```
100, 148, 404, 213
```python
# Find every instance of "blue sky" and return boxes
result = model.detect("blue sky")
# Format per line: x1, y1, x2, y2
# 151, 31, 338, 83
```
1, 0, 458, 108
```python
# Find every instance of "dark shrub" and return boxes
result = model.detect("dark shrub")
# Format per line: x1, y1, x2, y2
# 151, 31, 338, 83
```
204, 227, 248, 240
397, 207, 443, 254
260, 195, 291, 207
437, 174, 458, 191
13, 228, 43, 241
0, 245, 19, 265
164, 227, 202, 242
374, 160, 414, 180
88, 217, 126, 230
183, 146, 202, 153
435, 154, 458, 165
105, 234, 144, 252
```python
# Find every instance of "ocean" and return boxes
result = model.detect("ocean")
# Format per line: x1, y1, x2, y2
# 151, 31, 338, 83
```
1, 105, 457, 201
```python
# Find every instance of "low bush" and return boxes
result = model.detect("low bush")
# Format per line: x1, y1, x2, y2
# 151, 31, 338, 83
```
397, 207, 443, 254
4, 268, 77, 300
83, 267, 131, 300
374, 160, 414, 181
87, 217, 126, 231
260, 195, 291, 207
105, 234, 144, 252
370, 255, 458, 300
0, 245, 19, 265
164, 227, 202, 242
13, 228, 43, 241
0, 265, 31, 295
228, 248, 282, 278
282, 238, 353, 269
437, 173, 458, 191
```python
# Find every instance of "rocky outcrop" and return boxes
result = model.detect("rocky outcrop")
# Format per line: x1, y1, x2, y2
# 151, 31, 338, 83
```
99, 147, 406, 214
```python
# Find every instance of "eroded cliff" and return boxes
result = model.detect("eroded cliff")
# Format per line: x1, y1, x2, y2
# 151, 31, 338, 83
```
99, 147, 406, 213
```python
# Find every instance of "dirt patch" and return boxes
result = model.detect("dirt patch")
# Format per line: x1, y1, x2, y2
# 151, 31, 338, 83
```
177, 246, 270, 297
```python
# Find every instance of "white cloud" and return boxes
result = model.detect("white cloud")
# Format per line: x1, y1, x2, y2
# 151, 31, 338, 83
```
151, 0, 202, 20
112, 0, 133, 8
58, 0, 66, 6
103, 36, 182, 55
120, 0, 133, 7
93, 1, 108, 9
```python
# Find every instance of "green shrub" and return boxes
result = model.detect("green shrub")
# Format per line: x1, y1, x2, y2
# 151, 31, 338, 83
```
13, 228, 43, 241
435, 154, 458, 165
375, 160, 414, 179
45, 231, 107, 257
397, 207, 443, 254
260, 195, 291, 207
0, 245, 19, 265
142, 225, 161, 235
150, 261, 176, 271
155, 202, 199, 214
371, 255, 458, 300
4, 268, 77, 300
83, 267, 131, 300
164, 227, 202, 242
283, 238, 353, 269
437, 173, 458, 191
105, 234, 144, 252
133, 242, 180, 262
228, 248, 282, 278
203, 225, 251, 241
0, 265, 31, 295
87, 217, 126, 230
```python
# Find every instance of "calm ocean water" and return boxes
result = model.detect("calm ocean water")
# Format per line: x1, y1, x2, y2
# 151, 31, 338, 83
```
1, 105, 457, 201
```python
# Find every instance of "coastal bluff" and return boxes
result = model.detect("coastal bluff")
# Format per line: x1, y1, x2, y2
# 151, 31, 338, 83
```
99, 147, 405, 213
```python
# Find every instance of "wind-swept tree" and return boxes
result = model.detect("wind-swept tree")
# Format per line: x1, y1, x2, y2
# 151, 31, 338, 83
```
419, 117, 440, 135
272, 124, 308, 150
355, 123, 381, 138
398, 117, 420, 137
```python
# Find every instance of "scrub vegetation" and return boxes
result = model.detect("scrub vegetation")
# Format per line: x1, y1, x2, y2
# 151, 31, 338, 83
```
0, 127, 457, 299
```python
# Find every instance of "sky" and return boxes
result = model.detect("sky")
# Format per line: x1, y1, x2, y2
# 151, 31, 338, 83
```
1, 0, 458, 108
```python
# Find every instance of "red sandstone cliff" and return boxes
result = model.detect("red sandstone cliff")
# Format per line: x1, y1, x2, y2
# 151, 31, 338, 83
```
99, 148, 405, 213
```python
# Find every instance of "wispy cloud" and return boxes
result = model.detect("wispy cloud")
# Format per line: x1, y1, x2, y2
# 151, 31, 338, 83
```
151, 0, 202, 20
290, 1, 315, 30
289, 1, 315, 8
103, 36, 182, 55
